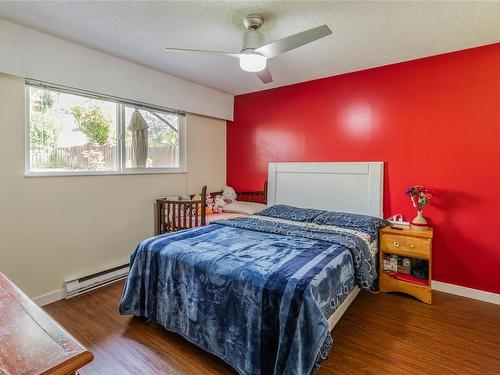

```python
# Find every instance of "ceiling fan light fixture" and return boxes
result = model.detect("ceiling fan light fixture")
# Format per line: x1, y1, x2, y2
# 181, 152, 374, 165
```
239, 53, 266, 72
165, 14, 332, 84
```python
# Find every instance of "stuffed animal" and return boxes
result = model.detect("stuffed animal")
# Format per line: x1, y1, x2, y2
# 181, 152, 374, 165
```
205, 193, 214, 215
222, 185, 237, 203
213, 194, 226, 214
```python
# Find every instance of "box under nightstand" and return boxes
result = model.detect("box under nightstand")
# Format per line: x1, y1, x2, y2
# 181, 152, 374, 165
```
379, 226, 434, 304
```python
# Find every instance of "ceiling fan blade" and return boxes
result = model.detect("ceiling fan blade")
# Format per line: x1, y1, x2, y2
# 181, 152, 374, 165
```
165, 48, 240, 58
254, 25, 332, 59
256, 66, 273, 84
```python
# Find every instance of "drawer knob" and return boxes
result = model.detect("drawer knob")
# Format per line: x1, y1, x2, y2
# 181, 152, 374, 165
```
409, 243, 415, 248
393, 241, 400, 248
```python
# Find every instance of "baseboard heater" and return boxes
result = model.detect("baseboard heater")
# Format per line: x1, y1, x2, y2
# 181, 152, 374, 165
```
64, 263, 129, 299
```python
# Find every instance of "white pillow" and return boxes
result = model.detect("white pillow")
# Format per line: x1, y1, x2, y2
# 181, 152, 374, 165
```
223, 201, 267, 215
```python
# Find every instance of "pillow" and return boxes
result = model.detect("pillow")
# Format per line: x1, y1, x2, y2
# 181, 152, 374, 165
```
223, 201, 267, 215
313, 211, 389, 239
257, 205, 324, 222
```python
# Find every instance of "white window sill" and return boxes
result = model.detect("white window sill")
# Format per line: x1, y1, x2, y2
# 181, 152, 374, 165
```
25, 168, 186, 177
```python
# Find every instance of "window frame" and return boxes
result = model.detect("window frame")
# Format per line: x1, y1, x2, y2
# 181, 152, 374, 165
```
25, 80, 186, 177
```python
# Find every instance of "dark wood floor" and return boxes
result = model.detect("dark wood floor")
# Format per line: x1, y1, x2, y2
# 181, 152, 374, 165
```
44, 280, 500, 375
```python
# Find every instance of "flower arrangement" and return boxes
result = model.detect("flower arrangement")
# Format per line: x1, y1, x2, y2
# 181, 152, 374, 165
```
406, 185, 432, 212
406, 185, 432, 231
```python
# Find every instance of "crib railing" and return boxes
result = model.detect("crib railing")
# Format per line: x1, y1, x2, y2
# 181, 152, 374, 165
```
155, 186, 207, 235
155, 181, 267, 235
235, 180, 268, 203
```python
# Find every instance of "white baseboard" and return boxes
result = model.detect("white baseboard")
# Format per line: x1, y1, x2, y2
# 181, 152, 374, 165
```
31, 280, 500, 307
432, 281, 500, 305
33, 289, 64, 307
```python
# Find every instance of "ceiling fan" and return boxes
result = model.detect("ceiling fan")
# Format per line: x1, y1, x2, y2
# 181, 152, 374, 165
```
165, 14, 332, 84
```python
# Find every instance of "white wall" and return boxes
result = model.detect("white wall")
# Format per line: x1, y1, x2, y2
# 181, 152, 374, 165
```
0, 18, 234, 120
186, 114, 227, 194
0, 73, 226, 299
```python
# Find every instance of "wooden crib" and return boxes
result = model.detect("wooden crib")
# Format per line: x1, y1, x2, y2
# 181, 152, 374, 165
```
155, 182, 267, 235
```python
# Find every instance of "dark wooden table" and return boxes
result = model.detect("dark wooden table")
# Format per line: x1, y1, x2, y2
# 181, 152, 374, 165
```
0, 272, 93, 375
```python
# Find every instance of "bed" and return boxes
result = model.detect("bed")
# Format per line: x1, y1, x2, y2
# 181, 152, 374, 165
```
120, 162, 385, 375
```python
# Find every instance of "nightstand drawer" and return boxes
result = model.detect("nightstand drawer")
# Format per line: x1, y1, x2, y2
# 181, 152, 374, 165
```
380, 233, 431, 259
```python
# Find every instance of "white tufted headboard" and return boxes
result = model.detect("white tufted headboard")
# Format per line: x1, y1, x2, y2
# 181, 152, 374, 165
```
267, 162, 384, 218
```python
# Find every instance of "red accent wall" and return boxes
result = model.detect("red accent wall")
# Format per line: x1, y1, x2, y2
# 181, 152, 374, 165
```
227, 43, 500, 294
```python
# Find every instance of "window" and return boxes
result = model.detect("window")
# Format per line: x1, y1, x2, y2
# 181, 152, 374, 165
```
123, 106, 181, 169
26, 81, 185, 176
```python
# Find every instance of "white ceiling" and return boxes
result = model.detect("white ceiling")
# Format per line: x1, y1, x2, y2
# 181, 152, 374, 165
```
0, 1, 499, 96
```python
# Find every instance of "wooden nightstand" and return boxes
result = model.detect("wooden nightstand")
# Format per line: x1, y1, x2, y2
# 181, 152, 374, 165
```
379, 226, 434, 304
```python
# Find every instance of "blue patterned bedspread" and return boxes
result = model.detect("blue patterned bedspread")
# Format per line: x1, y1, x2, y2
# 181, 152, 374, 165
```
119, 215, 378, 375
